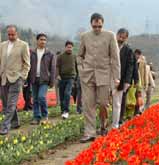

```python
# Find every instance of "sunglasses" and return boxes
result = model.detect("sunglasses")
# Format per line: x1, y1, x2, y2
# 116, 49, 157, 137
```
92, 25, 102, 29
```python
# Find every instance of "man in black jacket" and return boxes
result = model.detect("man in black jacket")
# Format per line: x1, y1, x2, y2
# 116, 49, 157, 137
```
112, 28, 134, 128
29, 33, 56, 124
23, 49, 33, 111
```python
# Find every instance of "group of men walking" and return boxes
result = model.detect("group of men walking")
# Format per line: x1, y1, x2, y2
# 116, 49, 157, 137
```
0, 13, 155, 144
77, 13, 155, 143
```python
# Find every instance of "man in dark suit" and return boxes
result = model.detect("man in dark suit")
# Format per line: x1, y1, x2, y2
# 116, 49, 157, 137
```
112, 28, 134, 128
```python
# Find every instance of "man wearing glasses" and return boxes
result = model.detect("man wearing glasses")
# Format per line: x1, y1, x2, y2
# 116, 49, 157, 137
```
77, 13, 120, 143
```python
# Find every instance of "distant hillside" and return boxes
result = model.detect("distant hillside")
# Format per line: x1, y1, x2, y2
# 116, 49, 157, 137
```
0, 25, 66, 53
1, 0, 159, 36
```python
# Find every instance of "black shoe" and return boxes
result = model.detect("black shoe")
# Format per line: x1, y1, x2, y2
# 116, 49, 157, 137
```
119, 120, 124, 126
23, 105, 32, 111
96, 128, 108, 136
80, 136, 95, 143
28, 105, 33, 109
24, 108, 29, 111
11, 125, 20, 129
0, 129, 8, 135
101, 128, 108, 136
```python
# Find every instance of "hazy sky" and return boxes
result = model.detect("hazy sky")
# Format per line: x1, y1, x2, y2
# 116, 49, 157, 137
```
0, 0, 158, 37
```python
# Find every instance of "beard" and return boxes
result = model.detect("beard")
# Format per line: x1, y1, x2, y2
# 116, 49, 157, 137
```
118, 40, 124, 45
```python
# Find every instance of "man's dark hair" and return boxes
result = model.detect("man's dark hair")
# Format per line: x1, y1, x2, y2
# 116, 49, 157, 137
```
36, 33, 47, 40
134, 49, 142, 55
7, 25, 17, 31
56, 51, 61, 55
65, 40, 74, 47
117, 28, 129, 37
90, 13, 104, 23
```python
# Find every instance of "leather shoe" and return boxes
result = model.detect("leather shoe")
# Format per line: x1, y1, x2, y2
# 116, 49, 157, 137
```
11, 125, 20, 129
101, 128, 108, 136
30, 119, 40, 125
0, 129, 8, 135
80, 136, 95, 143
96, 128, 108, 136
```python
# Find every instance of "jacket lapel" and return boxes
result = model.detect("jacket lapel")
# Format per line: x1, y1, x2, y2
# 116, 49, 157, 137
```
3, 42, 9, 65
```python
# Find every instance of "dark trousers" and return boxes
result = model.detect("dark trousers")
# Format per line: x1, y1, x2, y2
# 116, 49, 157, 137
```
76, 79, 82, 113
59, 79, 73, 113
119, 89, 129, 123
0, 78, 23, 130
134, 90, 141, 116
32, 78, 48, 120
23, 84, 32, 110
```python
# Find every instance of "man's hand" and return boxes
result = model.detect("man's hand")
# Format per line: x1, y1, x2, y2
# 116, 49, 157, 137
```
114, 79, 120, 88
57, 75, 61, 81
133, 83, 139, 88
23, 84, 28, 88
49, 83, 54, 88
124, 83, 130, 92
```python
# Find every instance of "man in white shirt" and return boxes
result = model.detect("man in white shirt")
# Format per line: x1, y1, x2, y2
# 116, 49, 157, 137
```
29, 33, 56, 125
0, 25, 30, 135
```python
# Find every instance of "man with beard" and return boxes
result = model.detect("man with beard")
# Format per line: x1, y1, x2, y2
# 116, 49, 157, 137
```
112, 28, 134, 128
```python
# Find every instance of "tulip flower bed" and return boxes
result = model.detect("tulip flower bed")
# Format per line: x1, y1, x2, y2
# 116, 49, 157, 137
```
66, 104, 159, 165
0, 116, 84, 165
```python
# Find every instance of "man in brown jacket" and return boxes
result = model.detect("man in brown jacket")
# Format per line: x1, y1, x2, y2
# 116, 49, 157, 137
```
0, 25, 30, 135
78, 13, 120, 143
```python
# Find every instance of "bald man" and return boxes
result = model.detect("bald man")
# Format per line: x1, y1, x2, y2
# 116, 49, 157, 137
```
0, 25, 30, 135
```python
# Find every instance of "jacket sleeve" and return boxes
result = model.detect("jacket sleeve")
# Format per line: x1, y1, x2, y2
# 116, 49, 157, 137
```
110, 33, 121, 81
149, 70, 155, 88
0, 43, 2, 67
49, 53, 56, 87
77, 34, 86, 70
75, 56, 79, 80
0, 44, 2, 83
56, 55, 61, 78
0, 43, 2, 72
133, 56, 139, 84
125, 48, 135, 84
21, 43, 30, 80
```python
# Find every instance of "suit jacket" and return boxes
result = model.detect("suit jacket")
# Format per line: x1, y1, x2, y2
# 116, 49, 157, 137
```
146, 65, 155, 88
132, 54, 139, 85
0, 38, 30, 86
138, 56, 147, 89
77, 30, 120, 86
118, 44, 134, 90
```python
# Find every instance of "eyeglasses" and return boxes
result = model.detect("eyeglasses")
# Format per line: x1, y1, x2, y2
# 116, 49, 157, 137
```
8, 34, 16, 36
92, 25, 102, 29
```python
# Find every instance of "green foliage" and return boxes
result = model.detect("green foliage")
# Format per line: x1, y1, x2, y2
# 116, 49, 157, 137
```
0, 115, 84, 165
0, 105, 76, 126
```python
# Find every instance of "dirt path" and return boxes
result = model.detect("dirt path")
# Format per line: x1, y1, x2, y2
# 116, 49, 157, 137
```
21, 142, 91, 165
